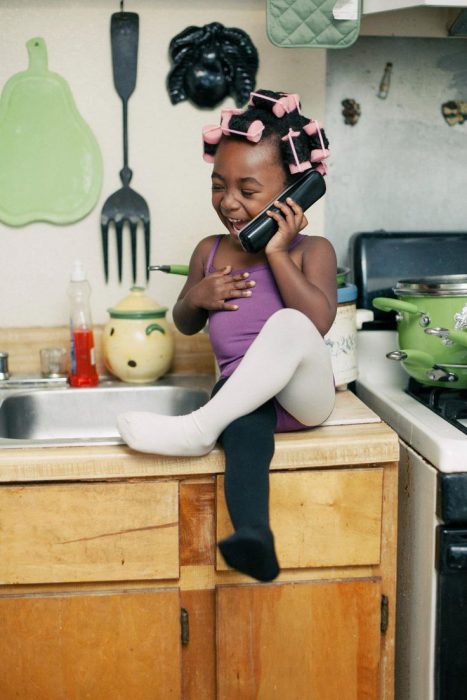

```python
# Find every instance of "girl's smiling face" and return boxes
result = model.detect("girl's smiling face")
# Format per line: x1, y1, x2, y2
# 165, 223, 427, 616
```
211, 137, 288, 244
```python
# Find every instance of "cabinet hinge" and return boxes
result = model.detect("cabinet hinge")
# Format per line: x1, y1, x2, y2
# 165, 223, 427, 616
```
380, 595, 389, 634
180, 607, 189, 646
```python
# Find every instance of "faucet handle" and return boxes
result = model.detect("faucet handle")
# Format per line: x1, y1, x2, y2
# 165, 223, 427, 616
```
0, 351, 10, 380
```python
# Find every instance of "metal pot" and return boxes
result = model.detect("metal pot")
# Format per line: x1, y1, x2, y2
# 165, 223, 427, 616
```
373, 275, 467, 388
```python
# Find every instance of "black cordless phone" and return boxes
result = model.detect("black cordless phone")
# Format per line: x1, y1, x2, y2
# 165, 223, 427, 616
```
238, 170, 326, 253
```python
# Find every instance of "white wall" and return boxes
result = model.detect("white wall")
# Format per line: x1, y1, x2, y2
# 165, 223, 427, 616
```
0, 0, 326, 327
325, 36, 467, 266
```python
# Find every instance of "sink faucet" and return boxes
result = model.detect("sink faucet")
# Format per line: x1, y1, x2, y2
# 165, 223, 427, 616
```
0, 350, 67, 387
0, 352, 10, 381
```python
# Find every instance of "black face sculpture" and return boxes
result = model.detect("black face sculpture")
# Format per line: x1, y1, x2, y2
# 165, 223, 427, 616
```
167, 22, 259, 109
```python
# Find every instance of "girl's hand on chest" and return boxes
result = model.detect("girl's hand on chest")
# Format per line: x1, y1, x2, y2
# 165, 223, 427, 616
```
190, 265, 256, 312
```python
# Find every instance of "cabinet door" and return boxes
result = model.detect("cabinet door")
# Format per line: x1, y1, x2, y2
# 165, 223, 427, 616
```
0, 588, 181, 700
216, 578, 381, 700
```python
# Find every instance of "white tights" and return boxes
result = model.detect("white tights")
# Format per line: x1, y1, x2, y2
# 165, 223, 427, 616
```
117, 308, 335, 456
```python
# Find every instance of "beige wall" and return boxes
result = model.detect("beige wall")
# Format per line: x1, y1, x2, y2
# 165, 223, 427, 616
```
0, 0, 458, 327
0, 0, 327, 327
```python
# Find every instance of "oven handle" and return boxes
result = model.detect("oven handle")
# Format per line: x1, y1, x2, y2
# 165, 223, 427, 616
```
439, 529, 467, 573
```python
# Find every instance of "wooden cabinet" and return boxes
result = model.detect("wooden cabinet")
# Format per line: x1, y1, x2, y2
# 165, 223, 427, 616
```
0, 588, 182, 699
216, 579, 381, 699
0, 435, 398, 699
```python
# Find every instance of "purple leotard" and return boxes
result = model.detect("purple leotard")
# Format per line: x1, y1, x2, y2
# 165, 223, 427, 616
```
206, 234, 308, 433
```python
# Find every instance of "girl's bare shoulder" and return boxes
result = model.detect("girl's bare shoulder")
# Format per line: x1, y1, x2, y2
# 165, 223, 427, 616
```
299, 233, 334, 250
293, 233, 336, 263
189, 234, 221, 267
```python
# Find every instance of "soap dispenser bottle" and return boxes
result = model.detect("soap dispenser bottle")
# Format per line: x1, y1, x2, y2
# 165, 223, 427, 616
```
68, 260, 99, 387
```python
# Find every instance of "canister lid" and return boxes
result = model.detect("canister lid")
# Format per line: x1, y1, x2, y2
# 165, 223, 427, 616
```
108, 286, 168, 319
337, 283, 357, 304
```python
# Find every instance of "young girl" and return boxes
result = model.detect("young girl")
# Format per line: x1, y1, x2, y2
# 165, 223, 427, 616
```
117, 89, 337, 582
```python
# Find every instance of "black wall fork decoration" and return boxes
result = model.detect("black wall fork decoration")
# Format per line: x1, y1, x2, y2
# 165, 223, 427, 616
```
100, 10, 150, 284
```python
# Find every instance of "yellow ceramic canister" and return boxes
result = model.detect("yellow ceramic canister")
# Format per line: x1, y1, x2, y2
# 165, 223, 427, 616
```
102, 287, 174, 383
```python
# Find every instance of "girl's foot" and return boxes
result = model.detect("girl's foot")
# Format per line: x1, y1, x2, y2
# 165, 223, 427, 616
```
218, 526, 280, 582
116, 411, 217, 456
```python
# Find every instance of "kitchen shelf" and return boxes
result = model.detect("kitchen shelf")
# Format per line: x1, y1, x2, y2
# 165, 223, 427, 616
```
363, 0, 467, 13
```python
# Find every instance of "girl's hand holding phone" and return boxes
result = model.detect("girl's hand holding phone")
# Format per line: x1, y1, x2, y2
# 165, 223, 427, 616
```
265, 197, 308, 256
188, 266, 255, 311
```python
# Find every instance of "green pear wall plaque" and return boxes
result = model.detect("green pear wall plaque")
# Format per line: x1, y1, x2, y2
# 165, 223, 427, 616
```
0, 37, 103, 226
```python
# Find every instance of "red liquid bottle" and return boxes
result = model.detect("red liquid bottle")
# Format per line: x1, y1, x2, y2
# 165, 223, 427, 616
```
68, 261, 99, 387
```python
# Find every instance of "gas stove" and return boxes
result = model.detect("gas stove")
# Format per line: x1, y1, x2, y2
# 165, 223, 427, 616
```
351, 231, 467, 700
355, 329, 467, 472
407, 379, 467, 436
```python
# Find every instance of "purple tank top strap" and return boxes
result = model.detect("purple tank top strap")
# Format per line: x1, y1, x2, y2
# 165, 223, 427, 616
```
289, 233, 305, 251
206, 235, 223, 273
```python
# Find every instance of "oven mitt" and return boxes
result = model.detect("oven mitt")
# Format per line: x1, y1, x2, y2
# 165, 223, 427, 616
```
266, 0, 362, 49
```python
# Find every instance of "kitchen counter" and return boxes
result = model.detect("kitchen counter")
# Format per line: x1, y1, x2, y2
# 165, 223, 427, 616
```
0, 389, 397, 482
0, 325, 399, 699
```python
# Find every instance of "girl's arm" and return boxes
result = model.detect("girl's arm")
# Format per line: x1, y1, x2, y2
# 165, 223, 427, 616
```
267, 236, 337, 336
172, 239, 210, 335
265, 198, 337, 336
173, 236, 255, 335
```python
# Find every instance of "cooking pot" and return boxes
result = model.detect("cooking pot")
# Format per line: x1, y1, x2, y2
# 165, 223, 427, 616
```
373, 275, 467, 388
102, 287, 174, 383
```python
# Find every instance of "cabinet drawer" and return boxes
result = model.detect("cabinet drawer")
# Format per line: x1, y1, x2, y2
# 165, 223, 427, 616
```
216, 468, 383, 570
0, 481, 179, 584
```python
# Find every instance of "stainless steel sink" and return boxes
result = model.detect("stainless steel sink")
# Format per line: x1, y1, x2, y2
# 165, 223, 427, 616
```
0, 374, 213, 448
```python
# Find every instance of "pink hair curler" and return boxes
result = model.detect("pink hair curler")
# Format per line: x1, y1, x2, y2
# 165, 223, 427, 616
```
221, 118, 265, 143
202, 124, 223, 145
273, 93, 300, 117
282, 128, 311, 174
303, 119, 320, 136
304, 119, 330, 161
249, 91, 301, 118
314, 162, 328, 176
310, 148, 330, 163
289, 161, 312, 174
220, 108, 243, 121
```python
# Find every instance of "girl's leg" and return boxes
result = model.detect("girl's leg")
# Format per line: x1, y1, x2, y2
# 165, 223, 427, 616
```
117, 308, 335, 456
216, 394, 279, 582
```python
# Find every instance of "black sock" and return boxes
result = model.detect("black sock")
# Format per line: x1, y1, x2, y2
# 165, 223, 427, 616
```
212, 379, 279, 582
218, 526, 279, 582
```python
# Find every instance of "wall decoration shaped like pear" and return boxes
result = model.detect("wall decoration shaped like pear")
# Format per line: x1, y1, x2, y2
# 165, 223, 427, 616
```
0, 37, 103, 226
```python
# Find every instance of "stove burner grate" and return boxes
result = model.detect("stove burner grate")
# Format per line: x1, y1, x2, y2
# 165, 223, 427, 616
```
406, 378, 467, 436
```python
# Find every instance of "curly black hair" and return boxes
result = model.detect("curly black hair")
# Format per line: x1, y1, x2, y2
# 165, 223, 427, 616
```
202, 89, 330, 181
